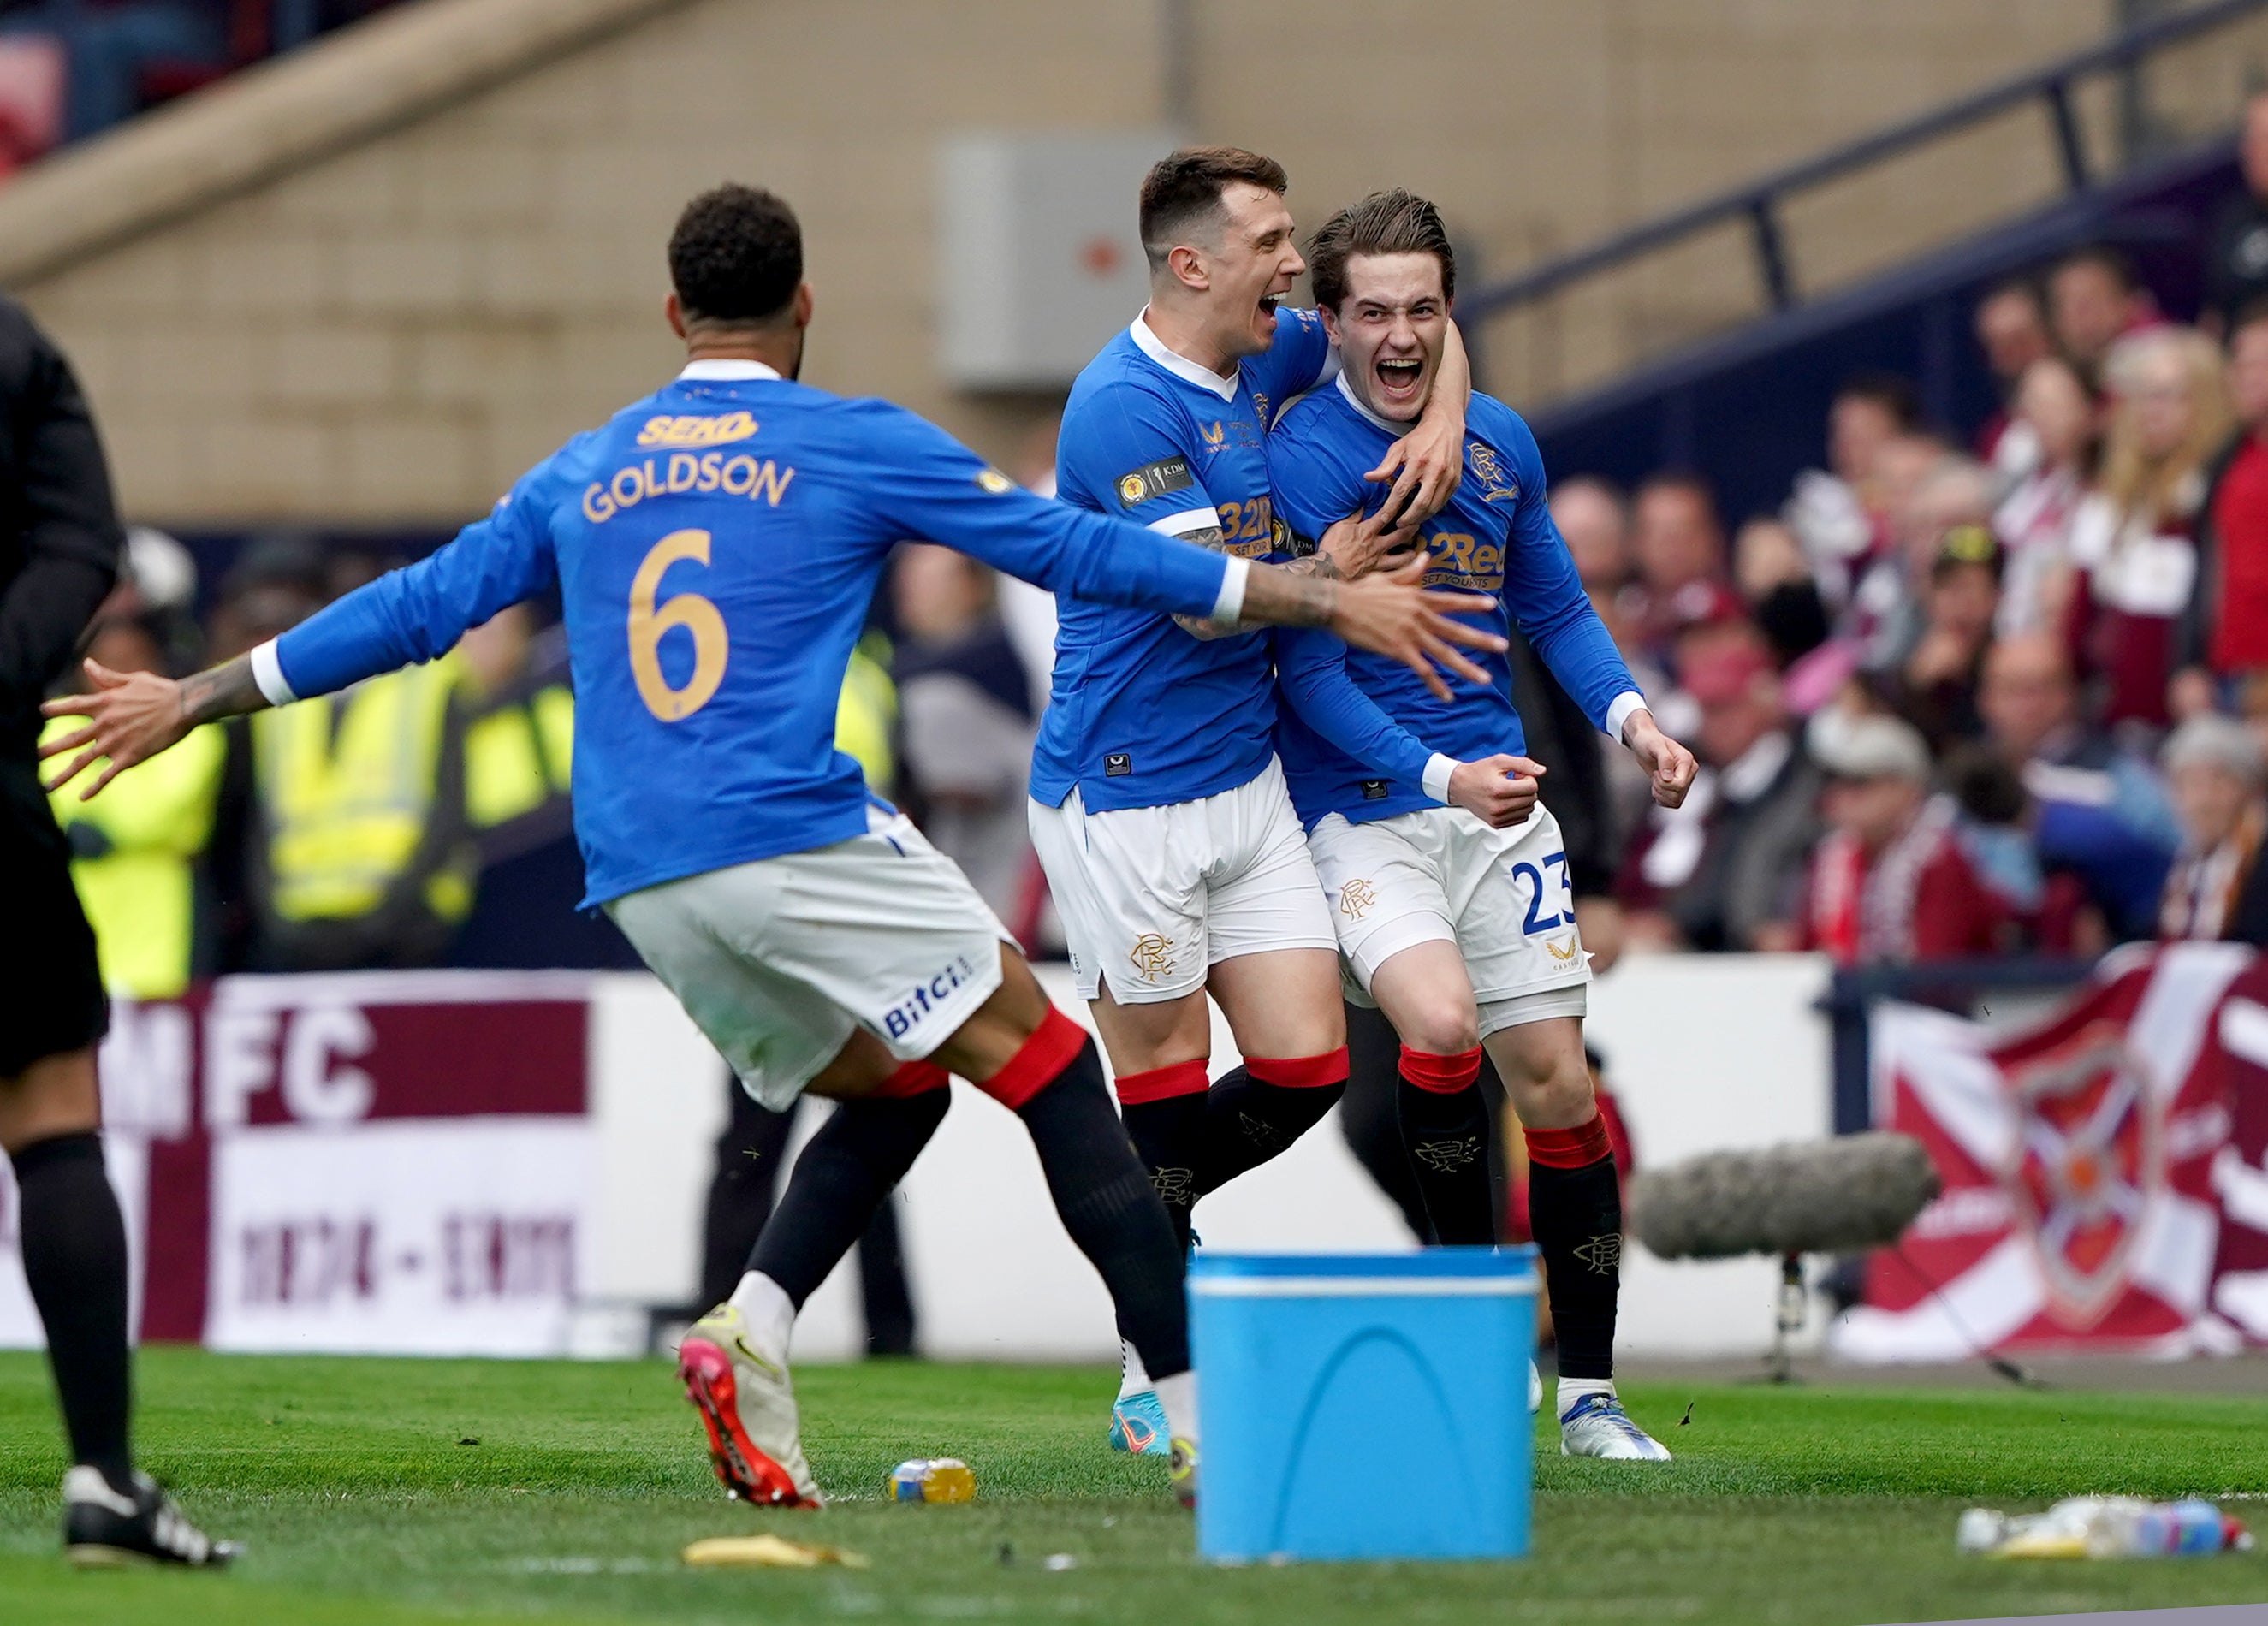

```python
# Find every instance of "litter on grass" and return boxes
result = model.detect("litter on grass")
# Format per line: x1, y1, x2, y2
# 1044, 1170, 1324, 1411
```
1958, 1497, 2253, 1558
683, 1534, 870, 1568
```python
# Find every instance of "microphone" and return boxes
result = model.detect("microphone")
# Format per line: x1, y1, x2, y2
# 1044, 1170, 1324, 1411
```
1625, 1131, 1940, 1261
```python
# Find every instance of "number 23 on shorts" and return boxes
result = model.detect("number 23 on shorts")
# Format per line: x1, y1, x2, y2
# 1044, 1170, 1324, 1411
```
1513, 851, 1572, 935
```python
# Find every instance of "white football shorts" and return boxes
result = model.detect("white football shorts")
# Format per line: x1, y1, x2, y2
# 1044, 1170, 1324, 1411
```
605, 807, 1014, 1111
1306, 802, 1589, 1037
1027, 757, 1338, 1005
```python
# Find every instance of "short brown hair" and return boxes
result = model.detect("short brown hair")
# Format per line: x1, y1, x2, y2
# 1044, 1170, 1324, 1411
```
1307, 188, 1455, 313
1137, 146, 1289, 269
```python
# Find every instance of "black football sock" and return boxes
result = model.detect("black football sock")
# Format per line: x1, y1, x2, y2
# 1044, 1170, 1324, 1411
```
1526, 1116, 1622, 1382
1012, 1035, 1191, 1382
1396, 1047, 1494, 1246
745, 1085, 950, 1308
12, 1132, 133, 1493
1198, 1047, 1348, 1193
1111, 1059, 1209, 1255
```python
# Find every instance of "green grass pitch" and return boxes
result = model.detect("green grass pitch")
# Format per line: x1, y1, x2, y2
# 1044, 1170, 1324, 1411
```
3, 1349, 2265, 1624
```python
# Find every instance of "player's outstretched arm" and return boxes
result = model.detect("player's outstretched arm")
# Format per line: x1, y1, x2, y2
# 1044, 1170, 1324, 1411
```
1241, 551, 1504, 703
40, 655, 262, 799
1175, 503, 1417, 639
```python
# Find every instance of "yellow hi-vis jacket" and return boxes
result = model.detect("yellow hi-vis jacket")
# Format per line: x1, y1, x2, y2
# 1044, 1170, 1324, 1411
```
42, 717, 225, 1000
252, 656, 474, 932
836, 642, 897, 792
465, 682, 573, 830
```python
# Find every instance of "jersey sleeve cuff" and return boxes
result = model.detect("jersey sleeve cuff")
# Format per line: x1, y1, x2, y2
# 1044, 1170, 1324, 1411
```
250, 638, 297, 707
1149, 505, 1223, 538
1210, 555, 1250, 623
1422, 752, 1458, 804
1606, 690, 1648, 743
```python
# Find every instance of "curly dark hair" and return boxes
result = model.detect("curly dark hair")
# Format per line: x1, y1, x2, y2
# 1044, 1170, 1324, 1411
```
1307, 188, 1455, 312
668, 184, 803, 326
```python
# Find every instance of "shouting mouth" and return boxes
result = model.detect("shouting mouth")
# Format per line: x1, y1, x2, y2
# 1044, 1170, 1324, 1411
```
1375, 355, 1424, 401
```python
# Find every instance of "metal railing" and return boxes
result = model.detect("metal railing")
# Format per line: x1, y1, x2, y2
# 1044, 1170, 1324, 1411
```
1459, 0, 2268, 328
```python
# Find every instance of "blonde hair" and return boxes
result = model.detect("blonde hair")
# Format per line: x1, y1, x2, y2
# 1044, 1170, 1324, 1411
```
2098, 327, 2234, 525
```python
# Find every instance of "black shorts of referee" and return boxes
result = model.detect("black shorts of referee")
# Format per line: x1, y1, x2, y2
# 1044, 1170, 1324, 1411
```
0, 752, 106, 1078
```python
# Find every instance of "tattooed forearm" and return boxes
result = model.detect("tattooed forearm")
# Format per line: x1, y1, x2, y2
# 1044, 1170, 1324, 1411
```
1174, 528, 1345, 638
180, 655, 270, 726
1171, 527, 1260, 639
1238, 564, 1339, 630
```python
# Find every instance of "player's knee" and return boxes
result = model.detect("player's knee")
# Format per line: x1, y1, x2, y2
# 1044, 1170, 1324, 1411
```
1398, 1005, 1480, 1059
1517, 1048, 1598, 1130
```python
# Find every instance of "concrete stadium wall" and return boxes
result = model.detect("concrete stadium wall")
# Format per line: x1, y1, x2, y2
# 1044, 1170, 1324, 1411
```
3, 0, 2211, 529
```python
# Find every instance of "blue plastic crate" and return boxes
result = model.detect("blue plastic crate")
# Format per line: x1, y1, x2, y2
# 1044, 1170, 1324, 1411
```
1189, 1249, 1535, 1564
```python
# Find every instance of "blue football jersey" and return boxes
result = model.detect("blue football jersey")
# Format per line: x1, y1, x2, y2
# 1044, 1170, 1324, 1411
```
1032, 306, 1336, 813
263, 361, 1234, 906
1269, 376, 1643, 828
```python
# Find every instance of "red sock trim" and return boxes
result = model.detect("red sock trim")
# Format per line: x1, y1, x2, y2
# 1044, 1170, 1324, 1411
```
1398, 1045, 1482, 1094
1525, 1111, 1612, 1169
1112, 1056, 1210, 1106
871, 1059, 950, 1099
1244, 1047, 1350, 1089
977, 1006, 1089, 1111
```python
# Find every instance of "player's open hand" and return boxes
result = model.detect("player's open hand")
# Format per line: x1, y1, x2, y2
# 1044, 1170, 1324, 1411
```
1624, 709, 1698, 808
1364, 409, 1464, 527
39, 659, 190, 799
1314, 504, 1420, 581
1327, 552, 1505, 702
1447, 755, 1544, 828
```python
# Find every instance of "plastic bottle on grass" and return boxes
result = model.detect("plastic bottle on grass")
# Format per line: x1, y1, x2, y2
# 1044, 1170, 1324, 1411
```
1957, 1497, 2252, 1558
888, 1458, 975, 1504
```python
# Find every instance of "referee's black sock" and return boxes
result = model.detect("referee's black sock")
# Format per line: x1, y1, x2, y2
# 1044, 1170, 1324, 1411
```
988, 1015, 1190, 1383
745, 1066, 951, 1309
1526, 1115, 1622, 1382
11, 1131, 133, 1494
1107, 1059, 1208, 1256
1199, 1048, 1348, 1193
1397, 1046, 1495, 1246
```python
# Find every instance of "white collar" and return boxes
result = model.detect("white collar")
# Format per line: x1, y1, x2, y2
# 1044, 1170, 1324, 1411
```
678, 359, 782, 382
1129, 310, 1239, 401
1334, 368, 1420, 436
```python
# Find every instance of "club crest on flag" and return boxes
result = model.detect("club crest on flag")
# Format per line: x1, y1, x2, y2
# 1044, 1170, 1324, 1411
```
2004, 1021, 2161, 1328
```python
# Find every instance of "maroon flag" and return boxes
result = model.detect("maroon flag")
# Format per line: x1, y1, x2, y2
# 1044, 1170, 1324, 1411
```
1838, 942, 2268, 1359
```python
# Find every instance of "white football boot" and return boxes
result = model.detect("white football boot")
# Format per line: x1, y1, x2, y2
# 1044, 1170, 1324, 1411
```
676, 1303, 823, 1506
1559, 1387, 1672, 1461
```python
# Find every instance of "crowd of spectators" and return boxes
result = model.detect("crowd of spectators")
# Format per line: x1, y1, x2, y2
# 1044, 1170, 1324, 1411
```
1570, 96, 2268, 970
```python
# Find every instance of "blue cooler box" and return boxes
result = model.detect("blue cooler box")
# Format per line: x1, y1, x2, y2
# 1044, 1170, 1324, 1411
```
1189, 1249, 1535, 1564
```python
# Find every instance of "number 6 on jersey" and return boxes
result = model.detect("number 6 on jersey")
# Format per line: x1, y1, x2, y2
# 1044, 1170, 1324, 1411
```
629, 527, 728, 721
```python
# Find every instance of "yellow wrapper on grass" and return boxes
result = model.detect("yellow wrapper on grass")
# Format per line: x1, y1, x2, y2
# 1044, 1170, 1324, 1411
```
682, 1534, 870, 1569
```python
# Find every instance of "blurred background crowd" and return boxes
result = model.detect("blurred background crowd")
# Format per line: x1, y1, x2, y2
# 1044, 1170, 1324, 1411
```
45, 87, 2268, 1012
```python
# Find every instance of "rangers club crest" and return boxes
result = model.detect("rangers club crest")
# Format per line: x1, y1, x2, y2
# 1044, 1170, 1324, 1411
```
2003, 1021, 2161, 1327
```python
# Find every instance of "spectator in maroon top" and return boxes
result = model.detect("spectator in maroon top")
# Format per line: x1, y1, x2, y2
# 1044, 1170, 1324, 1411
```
2175, 302, 2268, 714
1974, 278, 2053, 465
2068, 326, 2233, 732
2049, 246, 2162, 383
1991, 353, 2096, 638
1801, 712, 2012, 965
